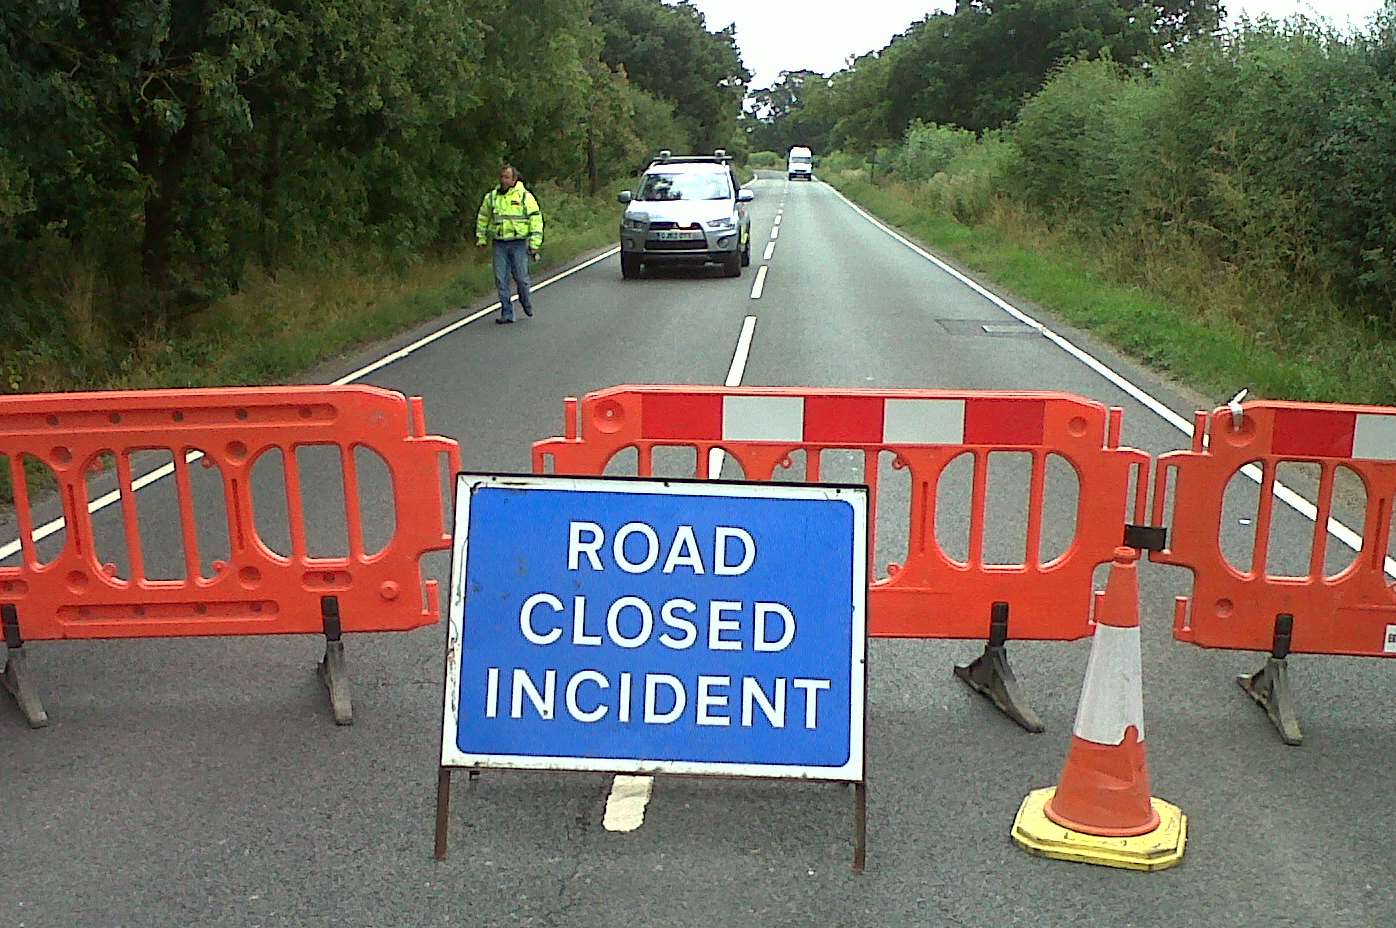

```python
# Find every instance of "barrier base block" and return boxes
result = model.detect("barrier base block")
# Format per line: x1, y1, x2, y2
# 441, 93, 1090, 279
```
1238, 657, 1303, 746
1011, 787, 1186, 872
318, 639, 353, 726
953, 644, 1044, 733
2, 646, 50, 729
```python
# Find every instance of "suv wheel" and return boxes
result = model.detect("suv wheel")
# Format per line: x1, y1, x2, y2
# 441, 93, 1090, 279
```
621, 253, 641, 279
720, 250, 741, 278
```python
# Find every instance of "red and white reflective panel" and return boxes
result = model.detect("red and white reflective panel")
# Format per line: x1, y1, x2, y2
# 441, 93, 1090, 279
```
1272, 408, 1396, 461
639, 394, 1046, 446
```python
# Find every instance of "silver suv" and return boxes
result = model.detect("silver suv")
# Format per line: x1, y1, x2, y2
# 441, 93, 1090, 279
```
617, 152, 753, 279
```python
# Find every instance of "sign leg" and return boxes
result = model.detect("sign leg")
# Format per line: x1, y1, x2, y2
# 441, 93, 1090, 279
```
434, 767, 453, 860
852, 781, 867, 874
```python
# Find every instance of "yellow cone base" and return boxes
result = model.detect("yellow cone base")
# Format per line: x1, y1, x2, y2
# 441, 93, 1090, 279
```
1011, 787, 1187, 872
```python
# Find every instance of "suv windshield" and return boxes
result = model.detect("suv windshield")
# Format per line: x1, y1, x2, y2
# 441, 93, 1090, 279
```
790, 155, 811, 164
638, 172, 731, 201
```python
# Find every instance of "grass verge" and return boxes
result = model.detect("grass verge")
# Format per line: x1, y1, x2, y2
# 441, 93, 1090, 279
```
825, 170, 1396, 407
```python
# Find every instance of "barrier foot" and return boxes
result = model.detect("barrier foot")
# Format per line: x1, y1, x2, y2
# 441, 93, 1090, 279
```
317, 596, 353, 726
953, 602, 1044, 733
1238, 658, 1302, 746
1237, 613, 1302, 746
1, 605, 48, 729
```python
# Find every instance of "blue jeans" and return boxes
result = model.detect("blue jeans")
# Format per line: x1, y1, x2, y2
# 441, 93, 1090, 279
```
492, 239, 533, 319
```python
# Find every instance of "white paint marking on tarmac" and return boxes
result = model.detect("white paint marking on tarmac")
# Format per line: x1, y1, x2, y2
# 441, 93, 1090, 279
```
774, 214, 782, 225
828, 183, 1395, 576
606, 313, 758, 833
770, 226, 780, 241
750, 265, 769, 300
0, 246, 622, 565
764, 241, 776, 261
603, 775, 655, 833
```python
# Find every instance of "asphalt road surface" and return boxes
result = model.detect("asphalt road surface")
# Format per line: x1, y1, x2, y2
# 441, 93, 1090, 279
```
5, 174, 1393, 928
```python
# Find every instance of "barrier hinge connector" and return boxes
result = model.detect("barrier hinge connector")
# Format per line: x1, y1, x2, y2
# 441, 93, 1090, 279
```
1124, 524, 1167, 552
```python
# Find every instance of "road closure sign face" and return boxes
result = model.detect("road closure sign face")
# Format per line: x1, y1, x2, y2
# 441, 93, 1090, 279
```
440, 474, 867, 781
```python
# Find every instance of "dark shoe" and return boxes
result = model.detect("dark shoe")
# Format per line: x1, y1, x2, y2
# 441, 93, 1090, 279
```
495, 316, 514, 325
522, 305, 533, 317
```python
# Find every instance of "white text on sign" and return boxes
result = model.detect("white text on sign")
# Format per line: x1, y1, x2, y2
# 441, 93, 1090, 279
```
480, 520, 833, 730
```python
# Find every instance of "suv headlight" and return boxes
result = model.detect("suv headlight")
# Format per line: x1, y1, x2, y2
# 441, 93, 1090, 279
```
622, 216, 646, 231
706, 217, 737, 231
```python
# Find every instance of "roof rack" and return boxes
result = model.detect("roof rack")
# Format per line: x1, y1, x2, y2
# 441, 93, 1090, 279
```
648, 155, 733, 168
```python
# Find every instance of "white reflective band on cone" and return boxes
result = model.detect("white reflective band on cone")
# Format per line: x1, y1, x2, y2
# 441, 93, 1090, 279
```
1072, 624, 1145, 745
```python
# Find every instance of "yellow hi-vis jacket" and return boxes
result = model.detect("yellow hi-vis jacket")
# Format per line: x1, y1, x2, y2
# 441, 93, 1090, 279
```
476, 181, 543, 249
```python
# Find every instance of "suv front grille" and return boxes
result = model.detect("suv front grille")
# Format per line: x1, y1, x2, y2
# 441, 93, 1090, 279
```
645, 238, 707, 251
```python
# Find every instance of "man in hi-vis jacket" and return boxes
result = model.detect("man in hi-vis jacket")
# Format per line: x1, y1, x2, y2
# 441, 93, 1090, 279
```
476, 164, 544, 324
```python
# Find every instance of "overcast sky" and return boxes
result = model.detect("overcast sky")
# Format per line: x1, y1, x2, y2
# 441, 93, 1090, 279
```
685, 1, 1389, 87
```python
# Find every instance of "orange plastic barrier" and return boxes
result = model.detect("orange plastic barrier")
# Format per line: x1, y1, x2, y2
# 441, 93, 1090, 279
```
1151, 400, 1396, 743
0, 385, 460, 727
533, 385, 1151, 730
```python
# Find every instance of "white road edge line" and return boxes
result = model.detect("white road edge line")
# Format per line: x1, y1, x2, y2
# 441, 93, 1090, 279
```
827, 182, 1396, 576
750, 265, 769, 300
606, 313, 757, 833
0, 246, 623, 564
763, 241, 776, 262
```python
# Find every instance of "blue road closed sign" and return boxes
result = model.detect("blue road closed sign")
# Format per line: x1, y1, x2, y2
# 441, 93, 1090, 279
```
440, 474, 867, 781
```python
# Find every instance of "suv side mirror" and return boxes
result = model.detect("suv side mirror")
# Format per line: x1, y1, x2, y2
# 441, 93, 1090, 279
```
737, 188, 754, 203
617, 191, 633, 204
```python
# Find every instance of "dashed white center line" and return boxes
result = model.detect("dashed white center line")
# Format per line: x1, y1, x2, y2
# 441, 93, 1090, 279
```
606, 313, 758, 833
770, 226, 780, 240
763, 241, 776, 261
724, 314, 757, 387
773, 214, 782, 226
749, 265, 769, 300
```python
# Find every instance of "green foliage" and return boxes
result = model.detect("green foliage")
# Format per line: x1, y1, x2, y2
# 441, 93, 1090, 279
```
746, 0, 1222, 148
0, 0, 751, 392
893, 122, 978, 183
592, 0, 749, 152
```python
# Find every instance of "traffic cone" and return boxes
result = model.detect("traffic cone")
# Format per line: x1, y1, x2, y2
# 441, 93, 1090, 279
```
1010, 547, 1187, 871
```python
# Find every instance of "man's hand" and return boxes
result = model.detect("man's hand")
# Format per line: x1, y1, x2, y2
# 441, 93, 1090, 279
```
476, 239, 487, 248
529, 248, 540, 261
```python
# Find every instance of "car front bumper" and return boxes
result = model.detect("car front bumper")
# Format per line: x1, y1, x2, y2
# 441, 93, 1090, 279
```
620, 227, 742, 262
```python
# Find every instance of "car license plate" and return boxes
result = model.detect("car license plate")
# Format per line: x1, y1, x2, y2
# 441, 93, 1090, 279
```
655, 229, 702, 241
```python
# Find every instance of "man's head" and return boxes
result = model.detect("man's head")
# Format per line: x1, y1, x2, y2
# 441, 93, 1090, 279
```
499, 164, 518, 190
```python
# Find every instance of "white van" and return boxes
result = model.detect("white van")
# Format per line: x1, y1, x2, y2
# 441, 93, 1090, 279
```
787, 146, 813, 181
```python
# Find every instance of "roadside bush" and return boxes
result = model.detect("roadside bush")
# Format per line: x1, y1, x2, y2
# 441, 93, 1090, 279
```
893, 121, 978, 183
919, 131, 1021, 224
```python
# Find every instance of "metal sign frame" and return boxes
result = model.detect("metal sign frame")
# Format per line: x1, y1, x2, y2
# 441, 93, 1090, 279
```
433, 472, 869, 870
